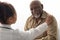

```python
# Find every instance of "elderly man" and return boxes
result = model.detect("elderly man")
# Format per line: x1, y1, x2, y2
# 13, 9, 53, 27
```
24, 0, 57, 40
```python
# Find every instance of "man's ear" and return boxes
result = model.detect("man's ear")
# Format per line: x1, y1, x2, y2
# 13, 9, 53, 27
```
41, 4, 43, 9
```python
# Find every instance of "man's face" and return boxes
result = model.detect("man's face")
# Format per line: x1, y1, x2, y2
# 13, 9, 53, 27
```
30, 2, 43, 18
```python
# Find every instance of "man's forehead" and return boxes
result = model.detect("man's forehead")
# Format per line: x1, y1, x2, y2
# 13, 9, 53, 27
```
30, 4, 40, 9
30, 0, 42, 6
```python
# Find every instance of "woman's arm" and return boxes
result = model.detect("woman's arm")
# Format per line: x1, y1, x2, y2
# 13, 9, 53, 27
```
17, 22, 48, 40
26, 22, 48, 40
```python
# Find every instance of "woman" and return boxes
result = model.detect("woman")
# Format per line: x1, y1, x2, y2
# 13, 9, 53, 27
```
0, 2, 52, 40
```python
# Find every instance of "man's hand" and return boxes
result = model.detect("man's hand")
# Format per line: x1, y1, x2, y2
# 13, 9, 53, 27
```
45, 15, 53, 25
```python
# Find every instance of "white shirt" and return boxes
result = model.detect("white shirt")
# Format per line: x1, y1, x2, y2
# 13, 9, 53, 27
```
0, 22, 48, 40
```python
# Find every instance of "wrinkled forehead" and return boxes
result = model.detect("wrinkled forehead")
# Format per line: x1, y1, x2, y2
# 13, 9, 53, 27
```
30, 1, 42, 7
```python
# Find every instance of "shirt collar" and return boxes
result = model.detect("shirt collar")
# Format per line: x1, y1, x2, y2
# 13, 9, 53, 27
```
0, 23, 11, 29
41, 11, 47, 18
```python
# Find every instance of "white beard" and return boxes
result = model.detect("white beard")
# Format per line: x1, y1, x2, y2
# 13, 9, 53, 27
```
34, 14, 40, 18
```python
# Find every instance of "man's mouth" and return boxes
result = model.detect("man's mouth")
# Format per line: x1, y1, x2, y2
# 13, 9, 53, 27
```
34, 14, 40, 18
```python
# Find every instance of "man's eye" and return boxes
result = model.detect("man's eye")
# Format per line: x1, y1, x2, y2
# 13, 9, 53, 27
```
31, 8, 33, 10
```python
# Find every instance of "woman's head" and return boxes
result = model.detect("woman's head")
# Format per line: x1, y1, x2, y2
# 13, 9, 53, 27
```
0, 2, 17, 25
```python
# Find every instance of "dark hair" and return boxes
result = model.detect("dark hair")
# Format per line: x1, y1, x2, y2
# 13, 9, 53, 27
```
0, 2, 16, 24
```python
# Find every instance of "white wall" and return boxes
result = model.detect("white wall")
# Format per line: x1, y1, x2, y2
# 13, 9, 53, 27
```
0, 0, 60, 40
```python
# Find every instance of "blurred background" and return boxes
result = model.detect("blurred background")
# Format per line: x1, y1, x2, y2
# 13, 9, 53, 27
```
0, 0, 60, 40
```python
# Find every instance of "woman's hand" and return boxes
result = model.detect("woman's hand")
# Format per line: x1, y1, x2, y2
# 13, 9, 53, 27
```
45, 15, 53, 25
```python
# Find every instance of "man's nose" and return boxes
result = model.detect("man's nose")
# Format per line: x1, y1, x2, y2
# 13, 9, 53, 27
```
32, 9, 35, 12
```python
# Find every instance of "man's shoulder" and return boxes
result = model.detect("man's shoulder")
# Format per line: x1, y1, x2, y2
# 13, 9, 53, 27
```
47, 14, 56, 19
43, 11, 55, 18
